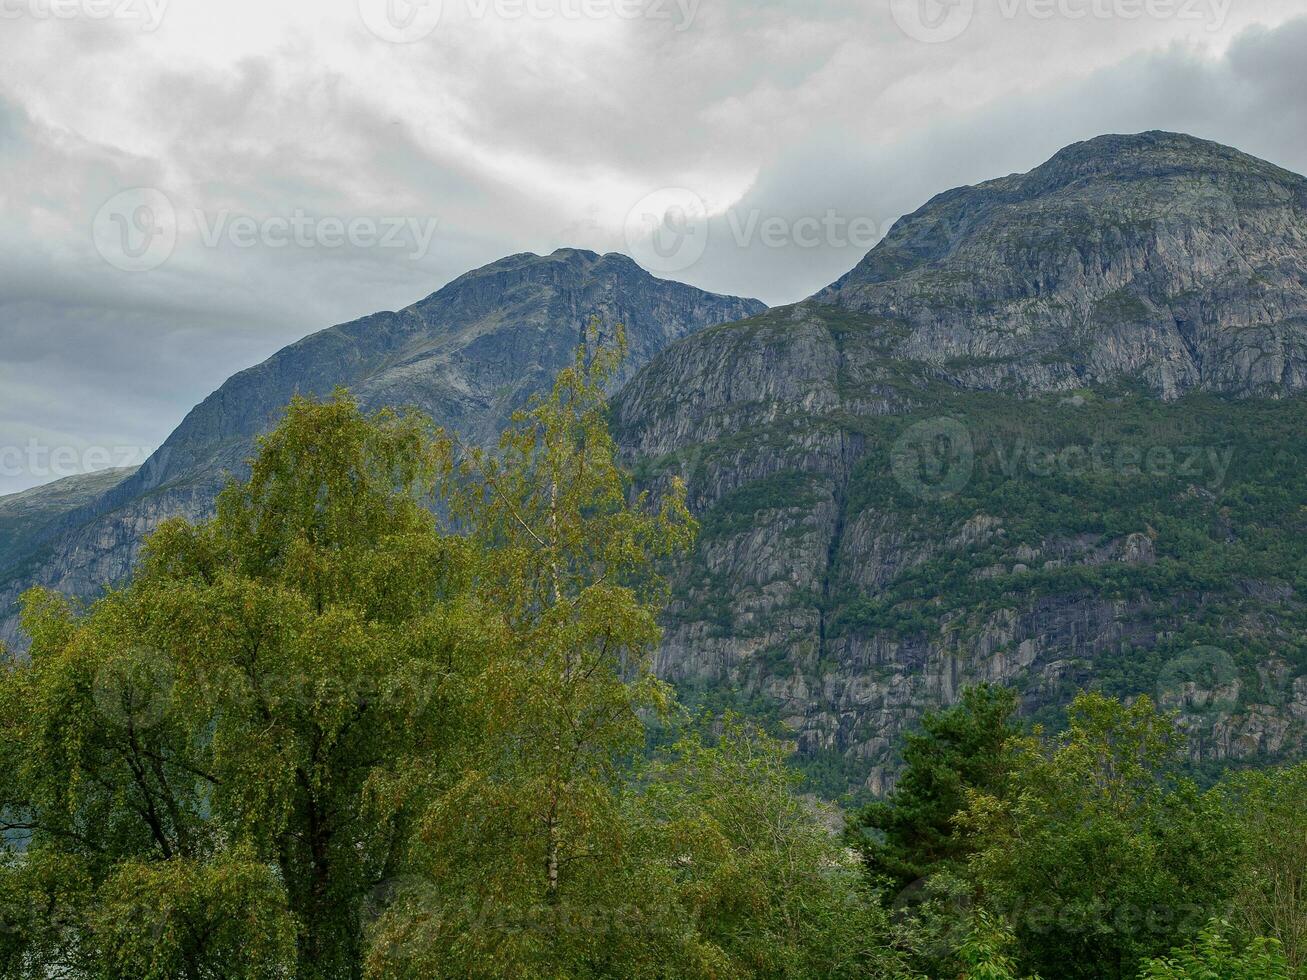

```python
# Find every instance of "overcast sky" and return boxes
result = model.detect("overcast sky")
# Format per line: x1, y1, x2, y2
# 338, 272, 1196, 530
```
1, 0, 1306, 495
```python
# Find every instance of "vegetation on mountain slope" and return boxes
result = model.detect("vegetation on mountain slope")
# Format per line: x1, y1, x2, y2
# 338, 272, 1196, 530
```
0, 337, 1303, 977
623, 311, 1307, 799
0, 335, 904, 979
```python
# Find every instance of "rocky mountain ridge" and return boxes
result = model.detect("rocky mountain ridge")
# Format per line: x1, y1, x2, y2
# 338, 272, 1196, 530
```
5, 132, 1307, 795
0, 249, 763, 648
817, 131, 1307, 399
613, 132, 1307, 792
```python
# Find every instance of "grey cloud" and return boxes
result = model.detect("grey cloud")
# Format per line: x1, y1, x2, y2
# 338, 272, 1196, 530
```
1, 5, 1306, 495
644, 14, 1307, 304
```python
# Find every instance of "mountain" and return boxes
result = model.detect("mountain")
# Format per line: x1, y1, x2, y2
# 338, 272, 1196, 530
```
614, 133, 1307, 794
6, 133, 1307, 798
0, 249, 764, 648
817, 130, 1307, 399
0, 468, 138, 575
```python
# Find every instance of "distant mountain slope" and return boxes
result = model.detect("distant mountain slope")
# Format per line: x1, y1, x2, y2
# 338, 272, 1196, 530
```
130, 248, 764, 492
615, 134, 1307, 794
8, 132, 1307, 798
0, 249, 764, 648
817, 131, 1307, 398
0, 468, 138, 575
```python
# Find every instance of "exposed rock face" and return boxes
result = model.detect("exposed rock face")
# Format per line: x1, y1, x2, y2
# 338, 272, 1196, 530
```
616, 134, 1307, 793
0, 468, 138, 570
0, 249, 764, 649
817, 131, 1307, 400
6, 133, 1307, 796
619, 310, 1307, 794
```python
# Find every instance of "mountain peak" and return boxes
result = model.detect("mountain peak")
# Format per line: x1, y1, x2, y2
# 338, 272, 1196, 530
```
812, 131, 1307, 398
1013, 130, 1307, 196
411, 247, 705, 315
549, 246, 602, 261
0, 246, 765, 650
1048, 129, 1231, 161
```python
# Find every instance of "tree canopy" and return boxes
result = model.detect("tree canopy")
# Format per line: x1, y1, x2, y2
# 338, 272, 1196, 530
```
0, 328, 914, 979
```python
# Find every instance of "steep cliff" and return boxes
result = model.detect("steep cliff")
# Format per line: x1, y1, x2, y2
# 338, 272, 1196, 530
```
0, 249, 764, 647
817, 131, 1307, 400
616, 133, 1307, 795
7, 133, 1306, 799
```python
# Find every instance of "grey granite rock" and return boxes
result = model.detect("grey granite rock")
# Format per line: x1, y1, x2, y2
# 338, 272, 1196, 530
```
0, 249, 763, 649
614, 133, 1307, 791
816, 132, 1307, 399
7, 133, 1306, 797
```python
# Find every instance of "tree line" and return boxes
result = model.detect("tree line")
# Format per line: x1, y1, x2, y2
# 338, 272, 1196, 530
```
0, 331, 1302, 978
